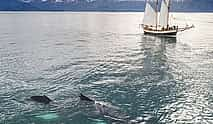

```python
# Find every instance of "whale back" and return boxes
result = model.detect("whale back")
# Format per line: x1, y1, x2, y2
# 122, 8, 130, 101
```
30, 95, 52, 104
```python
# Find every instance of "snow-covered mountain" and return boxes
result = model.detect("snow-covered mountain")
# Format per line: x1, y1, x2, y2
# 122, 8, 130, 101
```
1, 0, 213, 12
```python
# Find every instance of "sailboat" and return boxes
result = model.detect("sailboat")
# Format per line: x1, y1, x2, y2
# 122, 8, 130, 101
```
143, 0, 178, 35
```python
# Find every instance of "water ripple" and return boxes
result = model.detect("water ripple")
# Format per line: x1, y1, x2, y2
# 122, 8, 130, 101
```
0, 12, 213, 124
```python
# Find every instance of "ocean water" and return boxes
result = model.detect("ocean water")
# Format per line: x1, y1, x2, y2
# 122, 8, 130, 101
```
0, 12, 213, 124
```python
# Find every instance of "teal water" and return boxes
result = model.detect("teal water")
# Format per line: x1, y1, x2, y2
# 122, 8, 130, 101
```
0, 12, 213, 124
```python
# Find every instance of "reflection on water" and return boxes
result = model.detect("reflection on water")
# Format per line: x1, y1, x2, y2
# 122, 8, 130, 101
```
0, 12, 213, 124
131, 35, 177, 123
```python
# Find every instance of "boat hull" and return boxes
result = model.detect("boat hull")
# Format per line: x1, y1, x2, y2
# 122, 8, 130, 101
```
144, 29, 178, 35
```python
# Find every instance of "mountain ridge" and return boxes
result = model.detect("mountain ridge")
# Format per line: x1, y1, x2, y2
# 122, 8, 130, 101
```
0, 0, 213, 12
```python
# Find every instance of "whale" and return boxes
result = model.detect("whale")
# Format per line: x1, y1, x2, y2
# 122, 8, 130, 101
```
28, 94, 143, 123
79, 94, 130, 122
30, 95, 52, 104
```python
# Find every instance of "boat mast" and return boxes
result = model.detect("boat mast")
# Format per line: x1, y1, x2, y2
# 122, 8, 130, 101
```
167, 0, 171, 27
156, 0, 158, 31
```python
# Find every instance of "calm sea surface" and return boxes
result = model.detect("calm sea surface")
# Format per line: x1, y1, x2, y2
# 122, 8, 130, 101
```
0, 12, 213, 124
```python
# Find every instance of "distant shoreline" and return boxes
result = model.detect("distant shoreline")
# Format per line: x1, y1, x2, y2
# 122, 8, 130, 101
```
0, 10, 213, 13
1, 0, 213, 13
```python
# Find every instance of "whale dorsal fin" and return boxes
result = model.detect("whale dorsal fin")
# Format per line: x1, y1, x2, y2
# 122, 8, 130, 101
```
79, 93, 94, 102
43, 95, 52, 102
